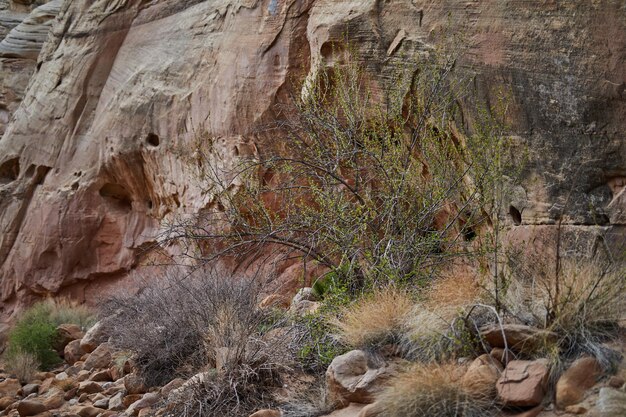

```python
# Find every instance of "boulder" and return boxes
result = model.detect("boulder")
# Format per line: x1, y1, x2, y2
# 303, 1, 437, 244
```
16, 400, 46, 416
122, 394, 144, 408
20, 384, 39, 397
83, 343, 113, 371
108, 391, 124, 411
64, 340, 85, 366
93, 398, 109, 408
555, 356, 602, 409
127, 392, 160, 416
592, 387, 626, 417
0, 379, 22, 397
496, 360, 549, 407
480, 325, 557, 354
77, 381, 102, 395
89, 369, 112, 382
54, 324, 84, 353
75, 405, 104, 417
80, 322, 108, 354
123, 374, 147, 395
160, 378, 184, 398
41, 389, 64, 409
461, 354, 503, 397
0, 397, 15, 411
326, 350, 396, 406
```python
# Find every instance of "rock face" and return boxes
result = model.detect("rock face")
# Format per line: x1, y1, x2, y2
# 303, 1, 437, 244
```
0, 0, 624, 316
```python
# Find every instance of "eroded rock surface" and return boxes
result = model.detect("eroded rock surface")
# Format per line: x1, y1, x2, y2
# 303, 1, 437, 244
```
0, 0, 624, 317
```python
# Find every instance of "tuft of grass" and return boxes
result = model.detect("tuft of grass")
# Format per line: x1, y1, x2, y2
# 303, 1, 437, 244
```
374, 363, 498, 417
4, 350, 39, 383
44, 298, 96, 329
331, 286, 414, 351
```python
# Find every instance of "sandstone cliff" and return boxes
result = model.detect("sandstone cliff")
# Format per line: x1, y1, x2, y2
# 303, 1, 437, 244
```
0, 0, 624, 317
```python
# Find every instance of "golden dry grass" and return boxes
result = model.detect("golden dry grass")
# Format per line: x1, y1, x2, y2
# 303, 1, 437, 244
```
425, 274, 484, 309
332, 286, 414, 349
375, 363, 497, 417
5, 350, 39, 383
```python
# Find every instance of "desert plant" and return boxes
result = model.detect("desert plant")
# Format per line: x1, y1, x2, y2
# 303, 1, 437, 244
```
45, 298, 96, 329
104, 267, 293, 390
4, 350, 39, 383
374, 363, 498, 417
332, 286, 414, 351
5, 303, 62, 370
161, 38, 514, 297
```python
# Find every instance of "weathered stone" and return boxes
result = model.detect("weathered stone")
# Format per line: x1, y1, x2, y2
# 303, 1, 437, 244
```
0, 379, 21, 397
108, 391, 124, 411
0, 396, 15, 410
41, 389, 64, 410
555, 356, 602, 409
608, 376, 625, 389
83, 343, 112, 371
20, 384, 38, 397
461, 354, 503, 397
64, 340, 84, 366
122, 394, 143, 408
77, 381, 102, 395
74, 405, 103, 417
159, 378, 184, 398
92, 398, 108, 409
326, 350, 396, 406
123, 374, 147, 395
127, 392, 159, 416
80, 322, 108, 354
496, 360, 549, 407
89, 369, 112, 382
481, 325, 557, 354
564, 404, 588, 415
54, 324, 84, 354
592, 387, 626, 417
16, 400, 46, 416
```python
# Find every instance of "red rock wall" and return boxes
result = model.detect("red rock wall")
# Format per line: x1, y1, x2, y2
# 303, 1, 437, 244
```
0, 0, 624, 317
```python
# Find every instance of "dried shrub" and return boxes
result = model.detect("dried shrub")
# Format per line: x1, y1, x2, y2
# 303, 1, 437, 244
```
45, 298, 96, 329
4, 350, 39, 383
332, 286, 414, 350
105, 267, 296, 416
374, 363, 498, 417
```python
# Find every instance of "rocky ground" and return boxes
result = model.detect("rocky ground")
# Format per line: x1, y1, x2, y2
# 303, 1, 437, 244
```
0, 290, 624, 417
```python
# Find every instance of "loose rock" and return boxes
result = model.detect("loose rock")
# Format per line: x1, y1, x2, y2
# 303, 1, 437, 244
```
496, 359, 549, 407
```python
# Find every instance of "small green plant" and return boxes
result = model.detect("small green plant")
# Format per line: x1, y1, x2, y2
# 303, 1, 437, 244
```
4, 299, 95, 371
5, 303, 62, 370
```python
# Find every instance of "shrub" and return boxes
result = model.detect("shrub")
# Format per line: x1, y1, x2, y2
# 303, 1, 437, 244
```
4, 350, 39, 383
331, 286, 414, 350
374, 363, 498, 417
5, 303, 62, 370
104, 267, 293, 408
4, 298, 95, 371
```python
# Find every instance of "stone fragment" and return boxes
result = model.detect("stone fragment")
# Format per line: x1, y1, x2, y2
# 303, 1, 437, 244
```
608, 375, 625, 389
64, 340, 84, 366
160, 378, 184, 398
77, 381, 102, 395
75, 405, 103, 417
564, 404, 588, 414
54, 324, 84, 353
0, 396, 15, 411
93, 398, 109, 408
41, 389, 64, 409
89, 369, 111, 382
461, 354, 503, 397
16, 400, 46, 416
83, 343, 112, 371
123, 374, 147, 395
122, 394, 143, 408
20, 384, 39, 397
555, 356, 602, 409
0, 379, 21, 397
127, 392, 159, 416
80, 322, 108, 354
481, 324, 557, 354
496, 360, 549, 407
326, 350, 395, 406
593, 387, 626, 417
108, 391, 124, 411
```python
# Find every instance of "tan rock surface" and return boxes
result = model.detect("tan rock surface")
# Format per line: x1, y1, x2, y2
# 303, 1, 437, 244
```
555, 356, 602, 409
496, 360, 550, 407
0, 0, 623, 316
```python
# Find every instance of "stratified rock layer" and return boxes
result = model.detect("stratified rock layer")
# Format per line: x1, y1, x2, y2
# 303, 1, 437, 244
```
0, 0, 624, 316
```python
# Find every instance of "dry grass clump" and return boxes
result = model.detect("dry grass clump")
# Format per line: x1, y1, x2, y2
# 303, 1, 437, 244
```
44, 298, 96, 329
332, 286, 414, 350
425, 274, 484, 310
4, 350, 39, 383
374, 363, 498, 417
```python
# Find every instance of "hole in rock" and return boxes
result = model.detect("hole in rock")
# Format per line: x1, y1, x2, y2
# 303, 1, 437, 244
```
99, 183, 132, 211
71, 182, 79, 190
509, 205, 522, 226
146, 133, 160, 147
0, 157, 20, 184
147, 200, 153, 209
